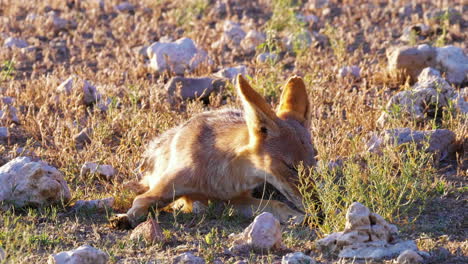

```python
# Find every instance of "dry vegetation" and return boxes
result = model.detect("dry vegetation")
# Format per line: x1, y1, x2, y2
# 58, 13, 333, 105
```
0, 0, 466, 263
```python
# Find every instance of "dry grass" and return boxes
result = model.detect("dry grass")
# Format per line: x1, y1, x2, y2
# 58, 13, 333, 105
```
0, 0, 467, 263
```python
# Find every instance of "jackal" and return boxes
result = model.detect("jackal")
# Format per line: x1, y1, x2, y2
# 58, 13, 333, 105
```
111, 75, 317, 229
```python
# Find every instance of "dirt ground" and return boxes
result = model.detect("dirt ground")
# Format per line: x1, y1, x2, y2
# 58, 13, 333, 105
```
0, 0, 467, 263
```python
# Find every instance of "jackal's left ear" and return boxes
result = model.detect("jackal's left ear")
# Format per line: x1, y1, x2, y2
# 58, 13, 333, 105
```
237, 74, 280, 140
277, 76, 311, 127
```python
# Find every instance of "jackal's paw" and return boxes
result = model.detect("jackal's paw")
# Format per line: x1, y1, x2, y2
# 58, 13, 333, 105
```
109, 214, 133, 229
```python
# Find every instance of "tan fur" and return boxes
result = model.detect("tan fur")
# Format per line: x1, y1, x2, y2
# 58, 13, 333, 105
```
110, 75, 317, 229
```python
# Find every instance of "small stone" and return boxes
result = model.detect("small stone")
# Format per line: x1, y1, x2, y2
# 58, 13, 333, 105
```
214, 65, 247, 81
0, 157, 71, 210
48, 245, 109, 264
73, 197, 114, 211
337, 66, 360, 79
115, 2, 135, 12
165, 76, 226, 101
282, 252, 316, 264
211, 0, 227, 18
47, 12, 75, 31
56, 76, 75, 94
4, 37, 28, 48
223, 21, 246, 46
387, 44, 437, 83
1, 103, 20, 124
147, 37, 209, 75
1, 97, 14, 105
256, 52, 279, 64
74, 128, 92, 146
397, 249, 424, 264
57, 76, 101, 106
434, 45, 468, 85
0, 127, 7, 140
80, 162, 115, 180
192, 201, 208, 214
130, 218, 164, 243
400, 24, 430, 43
173, 252, 205, 264
345, 202, 371, 230
296, 14, 319, 24
455, 88, 468, 114
231, 212, 282, 251
240, 30, 265, 53
0, 247, 5, 261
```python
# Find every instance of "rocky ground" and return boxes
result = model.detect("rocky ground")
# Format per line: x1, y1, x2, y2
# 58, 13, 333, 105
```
0, 0, 467, 263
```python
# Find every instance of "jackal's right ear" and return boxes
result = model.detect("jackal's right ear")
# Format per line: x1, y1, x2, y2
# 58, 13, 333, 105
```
277, 76, 311, 128
237, 74, 279, 140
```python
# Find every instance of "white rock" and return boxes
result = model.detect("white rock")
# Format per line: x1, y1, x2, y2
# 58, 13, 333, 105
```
367, 128, 456, 160
338, 240, 418, 259
240, 30, 265, 53
256, 52, 279, 64
57, 76, 74, 94
57, 76, 101, 106
48, 245, 108, 264
0, 127, 8, 140
282, 252, 316, 264
4, 37, 28, 48
130, 218, 164, 243
0, 157, 71, 210
147, 38, 209, 75
316, 232, 343, 253
455, 88, 468, 114
164, 76, 225, 102
345, 202, 371, 230
73, 197, 114, 211
435, 45, 468, 85
47, 12, 73, 31
296, 14, 319, 24
0, 247, 5, 261
223, 21, 246, 46
173, 252, 205, 264
1, 97, 14, 105
115, 2, 135, 12
377, 67, 456, 126
397, 249, 424, 264
387, 44, 437, 83
337, 65, 360, 79
0, 105, 19, 124
232, 212, 282, 251
316, 202, 416, 260
214, 65, 247, 81
80, 162, 115, 180
400, 24, 430, 42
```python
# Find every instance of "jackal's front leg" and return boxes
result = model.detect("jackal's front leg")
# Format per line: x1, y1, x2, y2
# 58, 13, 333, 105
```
229, 195, 304, 224
110, 187, 174, 229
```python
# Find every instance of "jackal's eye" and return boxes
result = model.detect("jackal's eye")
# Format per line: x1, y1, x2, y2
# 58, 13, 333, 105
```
260, 126, 267, 134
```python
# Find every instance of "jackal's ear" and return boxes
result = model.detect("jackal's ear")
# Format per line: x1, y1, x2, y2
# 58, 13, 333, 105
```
237, 74, 279, 139
277, 76, 311, 128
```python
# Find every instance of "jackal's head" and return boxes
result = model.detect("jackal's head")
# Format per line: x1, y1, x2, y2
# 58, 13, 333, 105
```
237, 74, 317, 211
